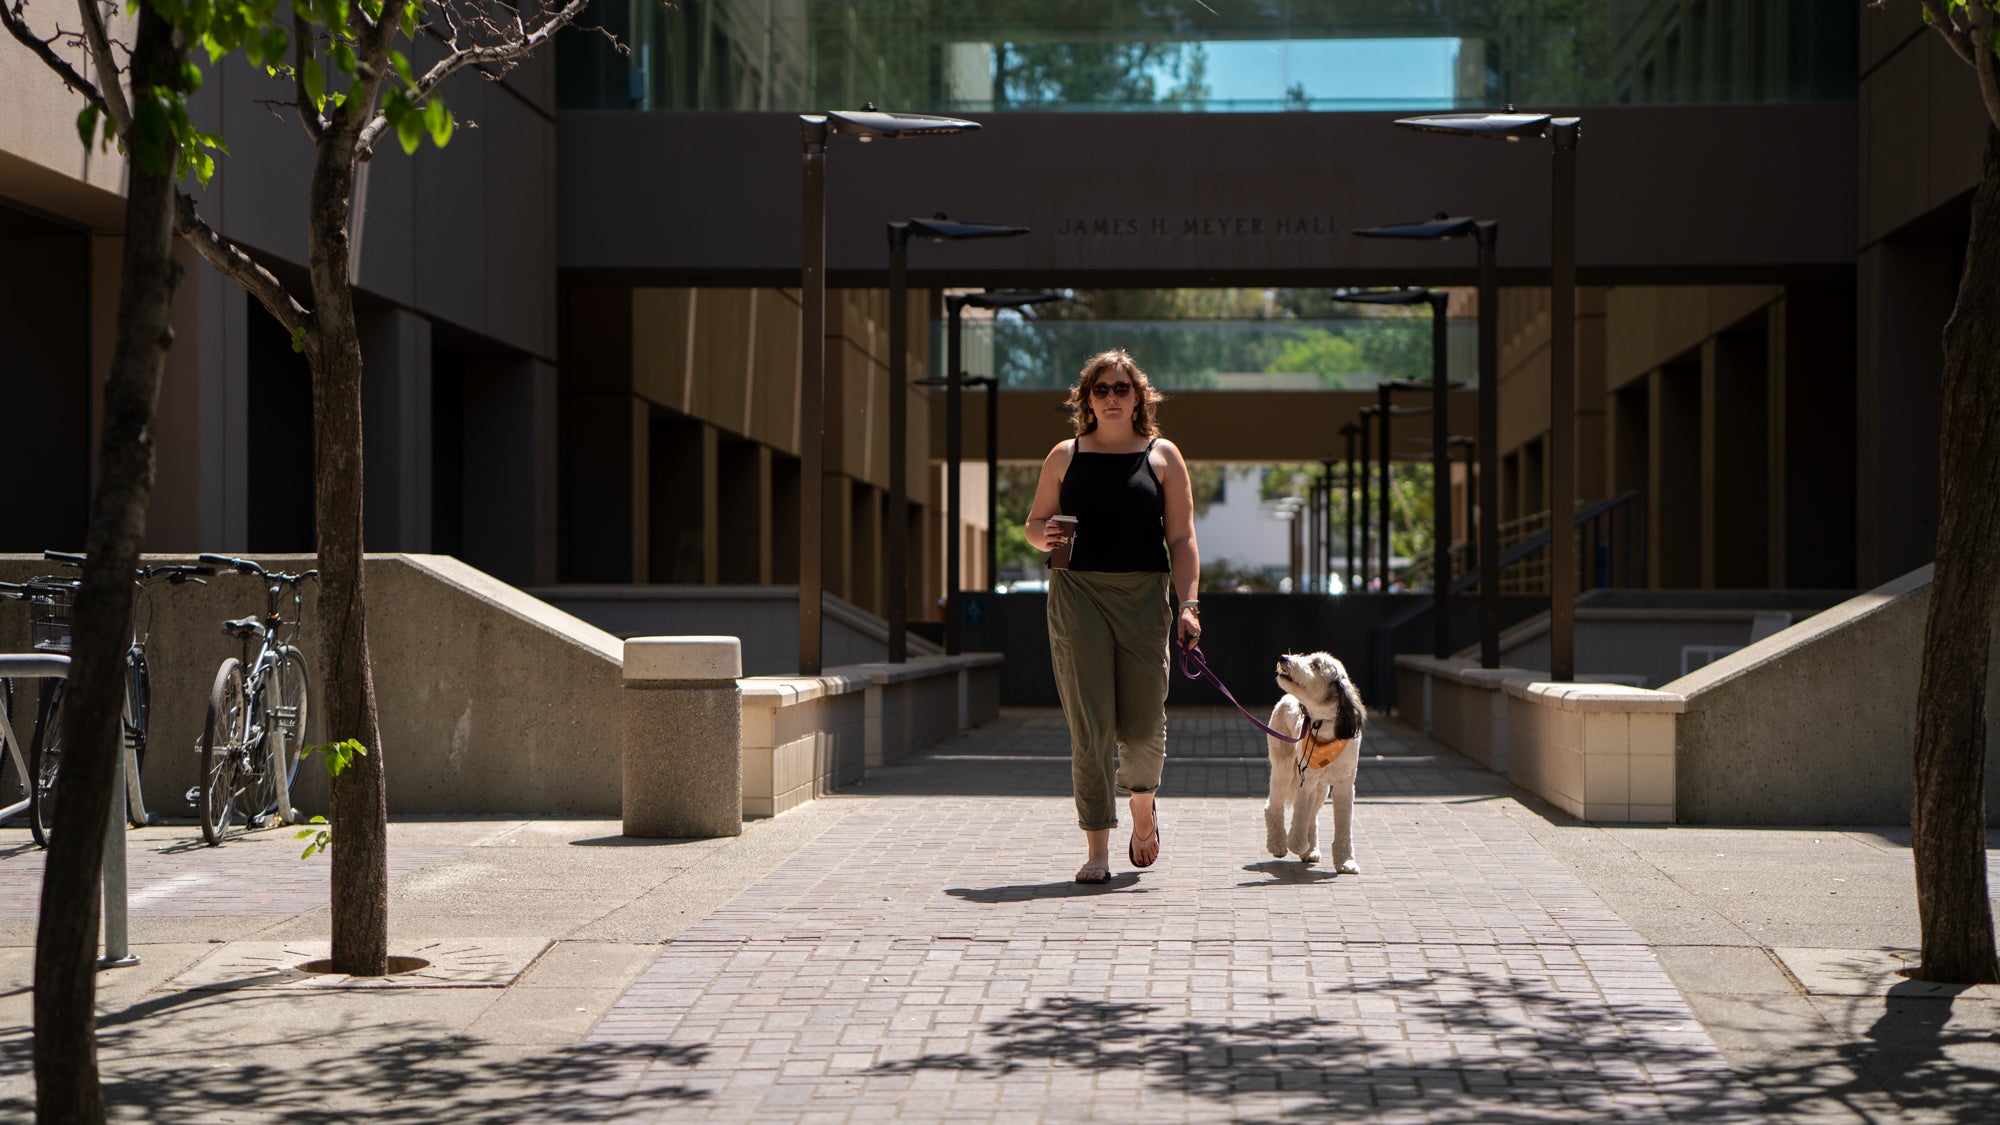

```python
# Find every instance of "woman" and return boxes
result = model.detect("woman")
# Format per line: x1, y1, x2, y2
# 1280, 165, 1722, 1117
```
1024, 348, 1201, 884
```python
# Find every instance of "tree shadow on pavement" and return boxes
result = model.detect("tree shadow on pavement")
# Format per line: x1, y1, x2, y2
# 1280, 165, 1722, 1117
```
864, 965, 2000, 1124
0, 1020, 711, 1123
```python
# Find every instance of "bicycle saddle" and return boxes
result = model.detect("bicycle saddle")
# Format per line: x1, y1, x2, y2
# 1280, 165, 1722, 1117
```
221, 617, 265, 640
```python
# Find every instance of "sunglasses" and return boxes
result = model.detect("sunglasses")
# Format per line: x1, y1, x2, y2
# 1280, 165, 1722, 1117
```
1090, 380, 1134, 400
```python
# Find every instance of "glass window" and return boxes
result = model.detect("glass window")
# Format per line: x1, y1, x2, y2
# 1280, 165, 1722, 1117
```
556, 0, 1856, 112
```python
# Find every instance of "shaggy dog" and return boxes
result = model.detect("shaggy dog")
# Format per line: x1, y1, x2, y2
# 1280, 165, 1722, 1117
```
1264, 652, 1367, 870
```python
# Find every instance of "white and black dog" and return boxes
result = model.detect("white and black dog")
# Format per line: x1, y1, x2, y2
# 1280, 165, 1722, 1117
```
1264, 652, 1367, 871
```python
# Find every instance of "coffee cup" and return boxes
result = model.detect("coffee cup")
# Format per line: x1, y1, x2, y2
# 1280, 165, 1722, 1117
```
1047, 515, 1078, 570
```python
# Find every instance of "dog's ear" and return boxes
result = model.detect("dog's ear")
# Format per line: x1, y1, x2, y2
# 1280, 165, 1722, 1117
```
1332, 663, 1366, 741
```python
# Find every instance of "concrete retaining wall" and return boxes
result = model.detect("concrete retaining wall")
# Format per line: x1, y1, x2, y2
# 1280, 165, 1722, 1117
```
1668, 566, 2000, 825
0, 553, 624, 820
1504, 681, 1682, 823
739, 674, 870, 818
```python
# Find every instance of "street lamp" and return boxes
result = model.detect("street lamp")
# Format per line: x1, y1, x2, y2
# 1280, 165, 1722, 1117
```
1317, 458, 1335, 592
799, 104, 979, 676
1449, 435, 1477, 584
885, 218, 1029, 664
1339, 423, 1360, 593
934, 289, 1063, 655
1394, 107, 1581, 680
1331, 289, 1463, 658
1364, 394, 1432, 593
1354, 215, 1502, 669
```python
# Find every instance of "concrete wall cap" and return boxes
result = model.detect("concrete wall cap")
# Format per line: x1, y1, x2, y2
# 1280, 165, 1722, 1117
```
623, 636, 743, 681
1505, 679, 1687, 713
739, 673, 871, 701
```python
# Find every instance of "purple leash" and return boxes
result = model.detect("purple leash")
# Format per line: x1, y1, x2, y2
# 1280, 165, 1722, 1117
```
1176, 640, 1302, 743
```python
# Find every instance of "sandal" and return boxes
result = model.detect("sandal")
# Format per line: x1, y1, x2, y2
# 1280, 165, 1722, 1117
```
1074, 861, 1111, 884
1128, 810, 1161, 869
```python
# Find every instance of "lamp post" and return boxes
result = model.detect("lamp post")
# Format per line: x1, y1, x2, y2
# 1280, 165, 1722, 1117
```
799, 105, 979, 676
931, 289, 1063, 655
1331, 289, 1463, 657
1372, 381, 1435, 593
1354, 215, 1502, 668
1339, 423, 1360, 593
885, 218, 1029, 664
1356, 407, 1373, 591
1393, 108, 1581, 680
1317, 458, 1336, 593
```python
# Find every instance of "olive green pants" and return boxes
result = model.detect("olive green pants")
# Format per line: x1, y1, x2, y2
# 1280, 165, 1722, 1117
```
1047, 569, 1173, 831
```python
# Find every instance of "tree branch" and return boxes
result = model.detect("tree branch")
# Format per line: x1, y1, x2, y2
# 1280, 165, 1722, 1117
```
1918, 0, 1981, 66
1972, 1, 2000, 133
174, 191, 314, 342
293, 8, 325, 142
73, 0, 132, 136
0, 2, 108, 115
353, 0, 591, 156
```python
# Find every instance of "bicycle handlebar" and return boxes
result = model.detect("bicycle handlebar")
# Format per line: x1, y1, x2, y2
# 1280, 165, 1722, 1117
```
44, 550, 85, 566
198, 554, 316, 586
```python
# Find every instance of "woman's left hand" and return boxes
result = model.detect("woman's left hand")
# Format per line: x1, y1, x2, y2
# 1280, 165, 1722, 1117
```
1177, 606, 1201, 647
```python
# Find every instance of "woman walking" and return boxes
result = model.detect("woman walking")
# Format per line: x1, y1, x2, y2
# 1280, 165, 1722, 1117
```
1024, 348, 1201, 884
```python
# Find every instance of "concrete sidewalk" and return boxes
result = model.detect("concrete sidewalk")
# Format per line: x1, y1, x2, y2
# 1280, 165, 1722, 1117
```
1, 709, 1997, 1122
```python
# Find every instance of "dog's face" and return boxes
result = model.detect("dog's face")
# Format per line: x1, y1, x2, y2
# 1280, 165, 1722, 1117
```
1275, 652, 1366, 741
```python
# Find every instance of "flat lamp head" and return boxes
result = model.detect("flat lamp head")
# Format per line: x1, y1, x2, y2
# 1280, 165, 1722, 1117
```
828, 105, 981, 142
1394, 111, 1553, 142
1330, 287, 1432, 307
907, 216, 1030, 241
1353, 214, 1478, 241
963, 289, 1064, 311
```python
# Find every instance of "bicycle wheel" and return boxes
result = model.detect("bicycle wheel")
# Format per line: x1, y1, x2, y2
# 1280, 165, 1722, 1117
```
260, 646, 311, 822
27, 680, 65, 849
198, 659, 249, 845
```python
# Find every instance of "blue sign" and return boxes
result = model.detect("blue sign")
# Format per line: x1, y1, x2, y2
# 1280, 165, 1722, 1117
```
962, 594, 987, 626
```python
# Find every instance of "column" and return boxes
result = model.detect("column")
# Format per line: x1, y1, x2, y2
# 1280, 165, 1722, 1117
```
1854, 244, 1940, 586
360, 306, 433, 553
464, 355, 558, 586
1701, 330, 1768, 588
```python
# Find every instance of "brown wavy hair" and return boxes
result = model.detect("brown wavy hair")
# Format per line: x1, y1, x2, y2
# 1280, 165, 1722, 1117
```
1066, 348, 1165, 438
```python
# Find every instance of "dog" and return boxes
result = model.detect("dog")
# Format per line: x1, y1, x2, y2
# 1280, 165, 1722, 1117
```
1264, 652, 1366, 871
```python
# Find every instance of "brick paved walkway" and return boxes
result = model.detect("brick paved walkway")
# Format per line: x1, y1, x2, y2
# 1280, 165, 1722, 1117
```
586, 709, 1760, 1123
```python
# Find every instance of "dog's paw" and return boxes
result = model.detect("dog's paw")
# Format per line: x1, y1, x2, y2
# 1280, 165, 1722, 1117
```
1265, 828, 1288, 859
1298, 846, 1320, 865
1286, 827, 1311, 856
1335, 858, 1359, 875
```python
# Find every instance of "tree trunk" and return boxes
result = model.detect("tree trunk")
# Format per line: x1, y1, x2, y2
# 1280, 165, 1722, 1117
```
307, 130, 389, 976
1913, 125, 2000, 984
31, 8, 185, 1120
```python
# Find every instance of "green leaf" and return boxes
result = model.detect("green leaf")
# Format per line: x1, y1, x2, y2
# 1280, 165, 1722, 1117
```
191, 149, 216, 186
290, 325, 308, 353
330, 40, 354, 77
390, 49, 415, 87
76, 104, 99, 150
295, 828, 317, 839
424, 97, 452, 147
304, 56, 325, 109
391, 97, 422, 154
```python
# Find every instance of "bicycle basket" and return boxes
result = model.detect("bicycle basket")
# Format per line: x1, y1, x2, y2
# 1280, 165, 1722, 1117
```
25, 580, 77, 653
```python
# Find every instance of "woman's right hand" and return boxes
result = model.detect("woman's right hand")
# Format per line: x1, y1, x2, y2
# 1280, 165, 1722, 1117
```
1031, 519, 1067, 552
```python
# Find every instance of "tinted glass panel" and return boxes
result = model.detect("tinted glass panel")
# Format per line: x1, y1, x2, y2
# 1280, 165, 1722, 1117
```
556, 0, 1856, 111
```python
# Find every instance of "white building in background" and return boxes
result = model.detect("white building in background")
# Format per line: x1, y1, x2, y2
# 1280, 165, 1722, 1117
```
1192, 466, 1325, 593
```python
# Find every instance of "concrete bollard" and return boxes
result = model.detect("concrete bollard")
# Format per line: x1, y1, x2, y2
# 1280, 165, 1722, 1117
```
622, 636, 743, 838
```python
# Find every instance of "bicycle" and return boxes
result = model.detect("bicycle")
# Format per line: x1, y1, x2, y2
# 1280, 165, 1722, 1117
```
1, 554, 214, 847
0, 575, 75, 847
193, 554, 316, 845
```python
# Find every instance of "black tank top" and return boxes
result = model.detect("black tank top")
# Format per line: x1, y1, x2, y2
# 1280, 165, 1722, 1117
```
1056, 438, 1171, 572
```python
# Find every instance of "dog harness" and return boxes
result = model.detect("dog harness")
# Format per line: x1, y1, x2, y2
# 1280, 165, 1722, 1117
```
1298, 718, 1350, 776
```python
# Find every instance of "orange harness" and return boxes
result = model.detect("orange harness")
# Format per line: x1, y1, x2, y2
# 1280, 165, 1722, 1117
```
1298, 721, 1350, 773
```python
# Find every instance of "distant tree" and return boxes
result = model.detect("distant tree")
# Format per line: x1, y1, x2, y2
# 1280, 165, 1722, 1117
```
1266, 329, 1365, 385
1897, 0, 2000, 984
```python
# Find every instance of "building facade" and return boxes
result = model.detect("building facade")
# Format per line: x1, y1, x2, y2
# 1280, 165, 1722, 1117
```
0, 2, 1964, 626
